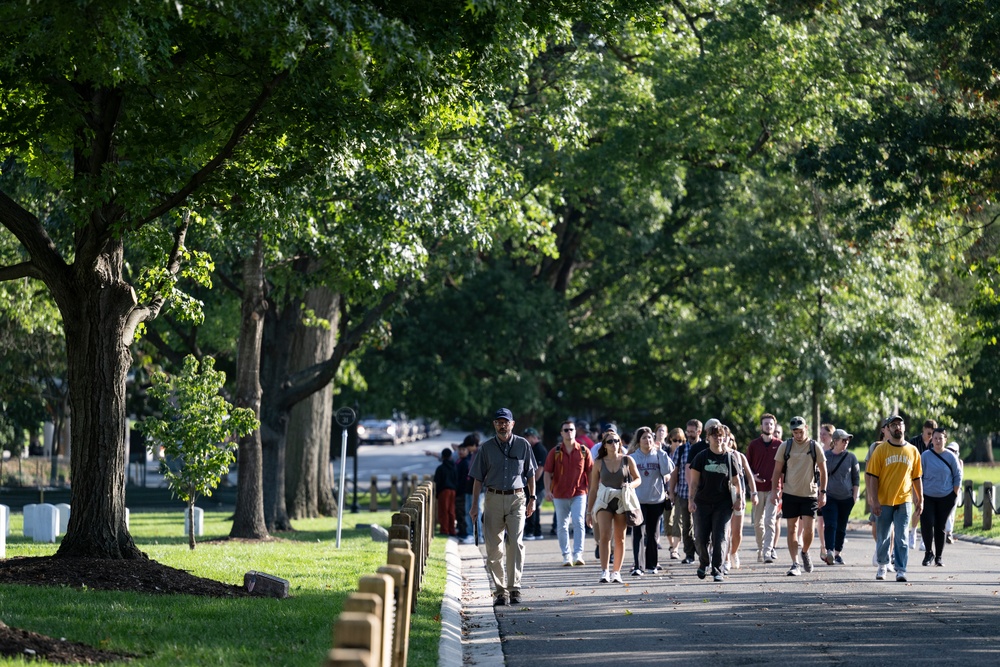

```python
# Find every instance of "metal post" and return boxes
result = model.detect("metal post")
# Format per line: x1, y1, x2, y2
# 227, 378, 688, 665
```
337, 427, 349, 548
352, 452, 360, 513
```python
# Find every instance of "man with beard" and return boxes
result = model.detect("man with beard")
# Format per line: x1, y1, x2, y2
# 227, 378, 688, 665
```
771, 416, 828, 576
747, 413, 782, 563
866, 414, 924, 582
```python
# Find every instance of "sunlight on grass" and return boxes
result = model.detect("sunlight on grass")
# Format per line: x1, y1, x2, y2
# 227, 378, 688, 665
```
0, 511, 446, 666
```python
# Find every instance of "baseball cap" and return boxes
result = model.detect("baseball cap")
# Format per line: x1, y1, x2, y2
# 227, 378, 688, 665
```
494, 408, 513, 421
831, 428, 853, 440
601, 423, 619, 435
946, 442, 960, 454
789, 416, 806, 429
882, 415, 903, 427
523, 427, 539, 437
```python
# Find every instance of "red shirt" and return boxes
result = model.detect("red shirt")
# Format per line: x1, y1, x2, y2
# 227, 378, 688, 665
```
544, 441, 593, 498
747, 435, 782, 492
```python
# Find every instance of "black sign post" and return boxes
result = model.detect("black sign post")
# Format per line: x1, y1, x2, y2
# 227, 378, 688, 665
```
333, 406, 357, 548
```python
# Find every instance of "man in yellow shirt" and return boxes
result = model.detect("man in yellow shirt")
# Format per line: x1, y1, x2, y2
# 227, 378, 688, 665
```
865, 415, 923, 582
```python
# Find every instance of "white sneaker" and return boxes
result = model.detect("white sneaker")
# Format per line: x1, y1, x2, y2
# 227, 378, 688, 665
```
562, 555, 573, 567
876, 564, 887, 580
610, 571, 623, 584
573, 555, 586, 566
896, 571, 907, 582
887, 561, 895, 573
599, 570, 610, 583
733, 553, 741, 569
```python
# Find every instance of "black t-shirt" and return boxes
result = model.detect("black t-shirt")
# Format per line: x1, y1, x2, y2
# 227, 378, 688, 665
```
687, 439, 709, 466
690, 448, 739, 505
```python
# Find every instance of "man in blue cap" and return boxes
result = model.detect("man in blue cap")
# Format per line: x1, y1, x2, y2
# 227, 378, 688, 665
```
469, 408, 538, 606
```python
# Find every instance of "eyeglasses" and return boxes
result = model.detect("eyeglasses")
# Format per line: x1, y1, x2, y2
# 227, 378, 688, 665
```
562, 428, 575, 432
604, 438, 620, 444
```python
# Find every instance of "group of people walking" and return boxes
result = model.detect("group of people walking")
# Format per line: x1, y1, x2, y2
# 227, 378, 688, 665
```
453, 407, 964, 606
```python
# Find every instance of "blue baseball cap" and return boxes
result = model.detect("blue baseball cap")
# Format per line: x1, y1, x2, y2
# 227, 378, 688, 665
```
494, 408, 513, 421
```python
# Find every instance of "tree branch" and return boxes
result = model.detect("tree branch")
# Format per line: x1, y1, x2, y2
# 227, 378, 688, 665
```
137, 69, 290, 228
0, 260, 42, 282
124, 211, 193, 339
0, 190, 71, 297
278, 282, 409, 410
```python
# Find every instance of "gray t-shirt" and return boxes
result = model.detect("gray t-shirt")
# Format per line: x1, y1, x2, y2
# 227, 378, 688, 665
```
470, 434, 537, 491
630, 449, 675, 503
823, 449, 860, 500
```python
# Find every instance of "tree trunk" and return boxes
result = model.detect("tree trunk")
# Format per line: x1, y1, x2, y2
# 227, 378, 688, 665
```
972, 433, 996, 464
260, 291, 297, 532
286, 287, 340, 520
55, 243, 145, 560
230, 233, 269, 539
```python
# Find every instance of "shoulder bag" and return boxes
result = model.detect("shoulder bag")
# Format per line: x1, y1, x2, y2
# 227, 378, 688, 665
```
621, 457, 644, 527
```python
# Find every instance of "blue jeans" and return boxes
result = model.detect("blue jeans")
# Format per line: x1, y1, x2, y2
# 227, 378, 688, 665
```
876, 502, 912, 572
821, 496, 856, 553
553, 495, 587, 559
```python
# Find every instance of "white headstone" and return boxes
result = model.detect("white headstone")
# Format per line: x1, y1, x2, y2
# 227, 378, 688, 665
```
184, 506, 204, 536
55, 503, 71, 535
0, 505, 7, 558
22, 503, 38, 539
34, 503, 59, 543
0, 504, 9, 536
125, 507, 130, 530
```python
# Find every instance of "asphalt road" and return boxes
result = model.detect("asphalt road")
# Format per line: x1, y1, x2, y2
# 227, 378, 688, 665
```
480, 514, 1000, 666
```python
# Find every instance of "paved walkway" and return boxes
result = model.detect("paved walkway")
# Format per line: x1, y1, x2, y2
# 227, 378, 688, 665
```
443, 510, 1000, 666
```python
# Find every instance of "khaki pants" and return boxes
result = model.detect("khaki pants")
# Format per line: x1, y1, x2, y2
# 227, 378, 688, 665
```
752, 490, 780, 553
483, 491, 526, 595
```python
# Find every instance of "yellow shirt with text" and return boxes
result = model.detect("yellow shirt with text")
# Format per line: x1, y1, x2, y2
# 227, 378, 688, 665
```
866, 441, 922, 506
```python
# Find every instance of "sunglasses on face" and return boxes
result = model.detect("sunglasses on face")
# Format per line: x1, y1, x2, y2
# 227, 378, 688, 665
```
605, 438, 620, 444
562, 428, 575, 432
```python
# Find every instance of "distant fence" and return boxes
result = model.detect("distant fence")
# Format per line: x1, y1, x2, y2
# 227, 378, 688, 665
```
962, 480, 999, 530
325, 480, 436, 667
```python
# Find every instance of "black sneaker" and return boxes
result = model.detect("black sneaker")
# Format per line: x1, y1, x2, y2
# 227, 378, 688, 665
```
922, 552, 933, 566
631, 567, 644, 577
494, 593, 508, 606
681, 556, 696, 565
697, 567, 706, 579
509, 590, 522, 604
935, 557, 944, 567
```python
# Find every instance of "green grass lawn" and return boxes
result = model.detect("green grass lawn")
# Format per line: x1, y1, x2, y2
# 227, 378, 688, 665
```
0, 510, 445, 666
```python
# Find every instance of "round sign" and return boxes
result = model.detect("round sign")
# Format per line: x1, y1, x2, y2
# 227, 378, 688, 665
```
334, 406, 357, 428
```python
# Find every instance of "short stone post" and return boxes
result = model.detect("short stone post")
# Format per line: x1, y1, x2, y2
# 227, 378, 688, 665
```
964, 480, 974, 528
184, 506, 204, 536
389, 476, 399, 512
325, 648, 374, 667
357, 574, 395, 667
55, 503, 71, 536
370, 476, 380, 513
376, 564, 407, 667
22, 503, 37, 539
33, 503, 59, 543
330, 611, 380, 667
984, 482, 994, 531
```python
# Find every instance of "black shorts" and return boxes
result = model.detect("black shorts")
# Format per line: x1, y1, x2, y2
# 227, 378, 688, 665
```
782, 493, 818, 519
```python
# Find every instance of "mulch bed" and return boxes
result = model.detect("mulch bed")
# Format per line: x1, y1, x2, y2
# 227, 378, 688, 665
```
0, 556, 251, 663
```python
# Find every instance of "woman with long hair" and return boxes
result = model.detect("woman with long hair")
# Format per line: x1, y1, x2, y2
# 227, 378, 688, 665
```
689, 422, 742, 582
722, 425, 757, 572
587, 428, 641, 584
627, 426, 675, 576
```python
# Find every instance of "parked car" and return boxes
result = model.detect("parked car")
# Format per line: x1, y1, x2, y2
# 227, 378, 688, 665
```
356, 419, 399, 446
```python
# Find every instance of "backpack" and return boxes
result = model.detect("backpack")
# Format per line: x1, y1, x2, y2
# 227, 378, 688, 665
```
782, 438, 819, 483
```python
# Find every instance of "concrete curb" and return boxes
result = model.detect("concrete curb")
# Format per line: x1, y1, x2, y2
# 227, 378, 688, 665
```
457, 540, 504, 666
439, 539, 464, 667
